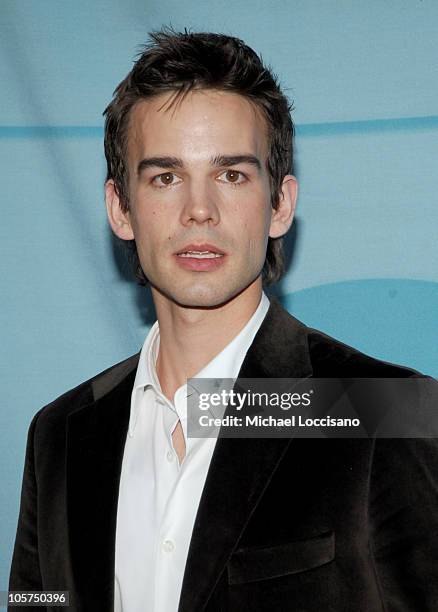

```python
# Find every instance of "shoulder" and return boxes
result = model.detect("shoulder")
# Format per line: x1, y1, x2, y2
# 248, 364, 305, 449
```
267, 296, 422, 378
31, 352, 140, 434
305, 325, 422, 378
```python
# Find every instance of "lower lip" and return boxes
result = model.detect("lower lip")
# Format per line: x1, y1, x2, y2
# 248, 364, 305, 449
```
174, 254, 226, 271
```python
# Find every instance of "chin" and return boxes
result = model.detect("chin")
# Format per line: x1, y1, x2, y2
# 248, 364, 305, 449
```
170, 287, 237, 309
152, 274, 261, 310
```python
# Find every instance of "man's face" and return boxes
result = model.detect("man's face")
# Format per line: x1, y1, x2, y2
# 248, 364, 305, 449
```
110, 89, 292, 308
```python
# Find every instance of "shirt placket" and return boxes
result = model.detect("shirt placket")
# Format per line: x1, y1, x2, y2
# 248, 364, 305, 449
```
153, 393, 184, 612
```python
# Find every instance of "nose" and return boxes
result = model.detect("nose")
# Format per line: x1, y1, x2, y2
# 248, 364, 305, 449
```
179, 180, 220, 226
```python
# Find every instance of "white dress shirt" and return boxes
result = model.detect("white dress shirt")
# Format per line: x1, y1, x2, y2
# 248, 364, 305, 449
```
114, 292, 270, 612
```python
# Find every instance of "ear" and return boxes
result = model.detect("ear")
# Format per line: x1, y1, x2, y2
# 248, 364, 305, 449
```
105, 179, 135, 241
269, 175, 298, 239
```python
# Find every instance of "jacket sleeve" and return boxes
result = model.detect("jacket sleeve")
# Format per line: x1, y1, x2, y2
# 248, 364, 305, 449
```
9, 410, 43, 597
369, 435, 438, 611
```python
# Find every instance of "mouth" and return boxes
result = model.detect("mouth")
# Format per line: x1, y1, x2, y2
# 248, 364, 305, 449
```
177, 250, 223, 259
175, 243, 225, 259
174, 243, 226, 270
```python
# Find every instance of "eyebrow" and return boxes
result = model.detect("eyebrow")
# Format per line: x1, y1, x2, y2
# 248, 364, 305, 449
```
137, 154, 262, 175
137, 156, 183, 174
210, 154, 262, 170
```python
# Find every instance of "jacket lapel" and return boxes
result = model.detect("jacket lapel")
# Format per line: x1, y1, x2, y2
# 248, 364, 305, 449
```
178, 298, 313, 612
66, 358, 138, 610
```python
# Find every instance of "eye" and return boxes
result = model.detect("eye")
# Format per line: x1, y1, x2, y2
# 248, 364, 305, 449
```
151, 172, 182, 188
217, 169, 247, 185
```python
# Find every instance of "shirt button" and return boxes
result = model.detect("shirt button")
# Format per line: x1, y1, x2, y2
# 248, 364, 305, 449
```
166, 450, 174, 462
162, 539, 175, 553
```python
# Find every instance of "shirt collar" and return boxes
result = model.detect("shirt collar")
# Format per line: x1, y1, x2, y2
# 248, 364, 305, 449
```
128, 292, 270, 435
193, 291, 269, 380
128, 321, 161, 435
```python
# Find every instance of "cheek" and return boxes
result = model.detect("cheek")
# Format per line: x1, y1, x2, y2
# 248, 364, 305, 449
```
130, 203, 174, 249
244, 202, 272, 239
241, 219, 271, 264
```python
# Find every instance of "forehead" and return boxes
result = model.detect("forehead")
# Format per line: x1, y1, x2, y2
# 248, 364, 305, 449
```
126, 89, 269, 163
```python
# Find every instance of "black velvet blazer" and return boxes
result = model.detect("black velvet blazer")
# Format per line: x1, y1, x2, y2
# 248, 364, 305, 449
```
9, 298, 438, 611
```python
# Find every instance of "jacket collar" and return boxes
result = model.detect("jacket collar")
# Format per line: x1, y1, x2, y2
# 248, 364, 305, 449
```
238, 296, 313, 379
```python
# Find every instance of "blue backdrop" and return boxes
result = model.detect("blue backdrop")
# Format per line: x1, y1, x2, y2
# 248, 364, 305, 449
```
1, 0, 437, 594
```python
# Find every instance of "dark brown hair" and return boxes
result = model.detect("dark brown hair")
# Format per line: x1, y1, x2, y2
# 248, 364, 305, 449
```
103, 27, 294, 285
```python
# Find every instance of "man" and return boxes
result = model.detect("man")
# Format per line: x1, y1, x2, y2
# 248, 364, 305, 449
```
9, 28, 438, 611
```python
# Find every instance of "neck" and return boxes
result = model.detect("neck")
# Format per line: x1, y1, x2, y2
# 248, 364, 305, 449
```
152, 279, 263, 401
